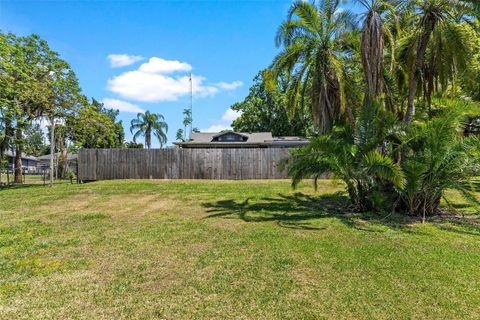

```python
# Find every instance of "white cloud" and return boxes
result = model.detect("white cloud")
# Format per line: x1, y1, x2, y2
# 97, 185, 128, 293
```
106, 56, 242, 103
201, 124, 232, 133
101, 98, 145, 113
139, 57, 192, 74
201, 108, 242, 132
107, 54, 144, 68
221, 108, 242, 122
107, 72, 219, 102
216, 80, 243, 90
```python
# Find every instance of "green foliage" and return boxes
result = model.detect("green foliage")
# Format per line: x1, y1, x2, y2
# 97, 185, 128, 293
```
280, 0, 480, 217
175, 128, 185, 142
287, 100, 405, 211
398, 108, 480, 215
130, 111, 168, 149
23, 123, 45, 156
0, 31, 82, 183
288, 98, 480, 216
124, 141, 143, 149
66, 98, 125, 149
270, 0, 356, 134
231, 71, 312, 136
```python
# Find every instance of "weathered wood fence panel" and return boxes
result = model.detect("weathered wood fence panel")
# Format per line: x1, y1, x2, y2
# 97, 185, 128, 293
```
78, 148, 291, 181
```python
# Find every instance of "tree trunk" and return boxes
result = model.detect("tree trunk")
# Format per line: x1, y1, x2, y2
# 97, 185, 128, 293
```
361, 10, 384, 101
14, 128, 23, 184
405, 13, 436, 127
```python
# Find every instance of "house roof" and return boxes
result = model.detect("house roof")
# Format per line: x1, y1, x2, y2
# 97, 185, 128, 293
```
37, 153, 78, 161
187, 132, 273, 144
4, 150, 39, 161
174, 131, 308, 148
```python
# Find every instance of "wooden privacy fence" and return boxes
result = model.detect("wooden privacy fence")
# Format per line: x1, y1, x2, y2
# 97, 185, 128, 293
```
78, 148, 292, 181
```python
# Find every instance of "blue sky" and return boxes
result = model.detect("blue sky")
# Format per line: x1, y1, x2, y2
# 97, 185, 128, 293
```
0, 0, 356, 147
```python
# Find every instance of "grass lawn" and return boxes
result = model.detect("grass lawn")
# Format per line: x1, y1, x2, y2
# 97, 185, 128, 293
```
1, 179, 479, 319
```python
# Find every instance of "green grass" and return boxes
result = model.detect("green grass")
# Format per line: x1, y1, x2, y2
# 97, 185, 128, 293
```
0, 179, 479, 319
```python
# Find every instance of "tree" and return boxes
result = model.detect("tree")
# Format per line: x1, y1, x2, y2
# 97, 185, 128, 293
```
130, 111, 168, 149
90, 98, 125, 147
231, 71, 312, 136
182, 108, 192, 140
287, 101, 405, 211
0, 34, 15, 165
176, 128, 185, 142
23, 123, 46, 156
270, 0, 356, 134
402, 0, 478, 127
399, 107, 480, 219
282, 0, 480, 219
67, 98, 125, 149
124, 141, 143, 148
357, 0, 398, 101
0, 32, 80, 183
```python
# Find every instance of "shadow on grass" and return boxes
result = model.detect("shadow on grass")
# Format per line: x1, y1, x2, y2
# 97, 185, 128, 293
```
0, 183, 45, 191
431, 214, 480, 236
203, 191, 480, 235
203, 192, 419, 232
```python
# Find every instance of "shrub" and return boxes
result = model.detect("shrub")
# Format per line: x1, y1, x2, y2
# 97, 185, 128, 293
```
398, 111, 480, 217
287, 103, 480, 217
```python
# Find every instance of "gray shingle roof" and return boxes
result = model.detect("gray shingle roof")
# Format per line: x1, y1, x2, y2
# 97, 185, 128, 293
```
37, 153, 78, 162
189, 132, 273, 143
174, 131, 308, 148
4, 150, 39, 161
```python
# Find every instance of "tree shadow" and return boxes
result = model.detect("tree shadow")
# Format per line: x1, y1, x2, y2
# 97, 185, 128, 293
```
0, 183, 43, 191
431, 214, 480, 236
203, 191, 480, 236
202, 192, 418, 232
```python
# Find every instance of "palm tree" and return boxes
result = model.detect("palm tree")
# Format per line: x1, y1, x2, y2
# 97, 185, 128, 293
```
182, 108, 192, 140
270, 0, 356, 134
287, 100, 405, 211
421, 20, 473, 115
130, 111, 168, 149
175, 128, 184, 142
356, 0, 398, 101
401, 0, 478, 127
399, 103, 480, 219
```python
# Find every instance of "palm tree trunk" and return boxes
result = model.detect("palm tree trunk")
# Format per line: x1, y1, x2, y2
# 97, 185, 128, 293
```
405, 13, 436, 127
361, 10, 384, 101
146, 129, 151, 149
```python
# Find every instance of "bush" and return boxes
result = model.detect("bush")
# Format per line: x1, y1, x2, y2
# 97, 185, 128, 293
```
287, 102, 480, 217
287, 101, 404, 212
398, 111, 480, 216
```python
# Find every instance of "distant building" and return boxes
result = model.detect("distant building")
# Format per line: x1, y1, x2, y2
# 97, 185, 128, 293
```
4, 150, 39, 173
2, 151, 78, 174
174, 131, 309, 148
37, 153, 78, 173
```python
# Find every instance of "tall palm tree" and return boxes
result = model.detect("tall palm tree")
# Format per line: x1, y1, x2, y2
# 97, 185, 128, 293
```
356, 0, 398, 101
402, 0, 478, 127
421, 20, 473, 115
130, 111, 168, 149
270, 0, 356, 134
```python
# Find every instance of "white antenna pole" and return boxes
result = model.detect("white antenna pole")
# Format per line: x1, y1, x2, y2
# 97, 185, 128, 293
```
190, 72, 193, 139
